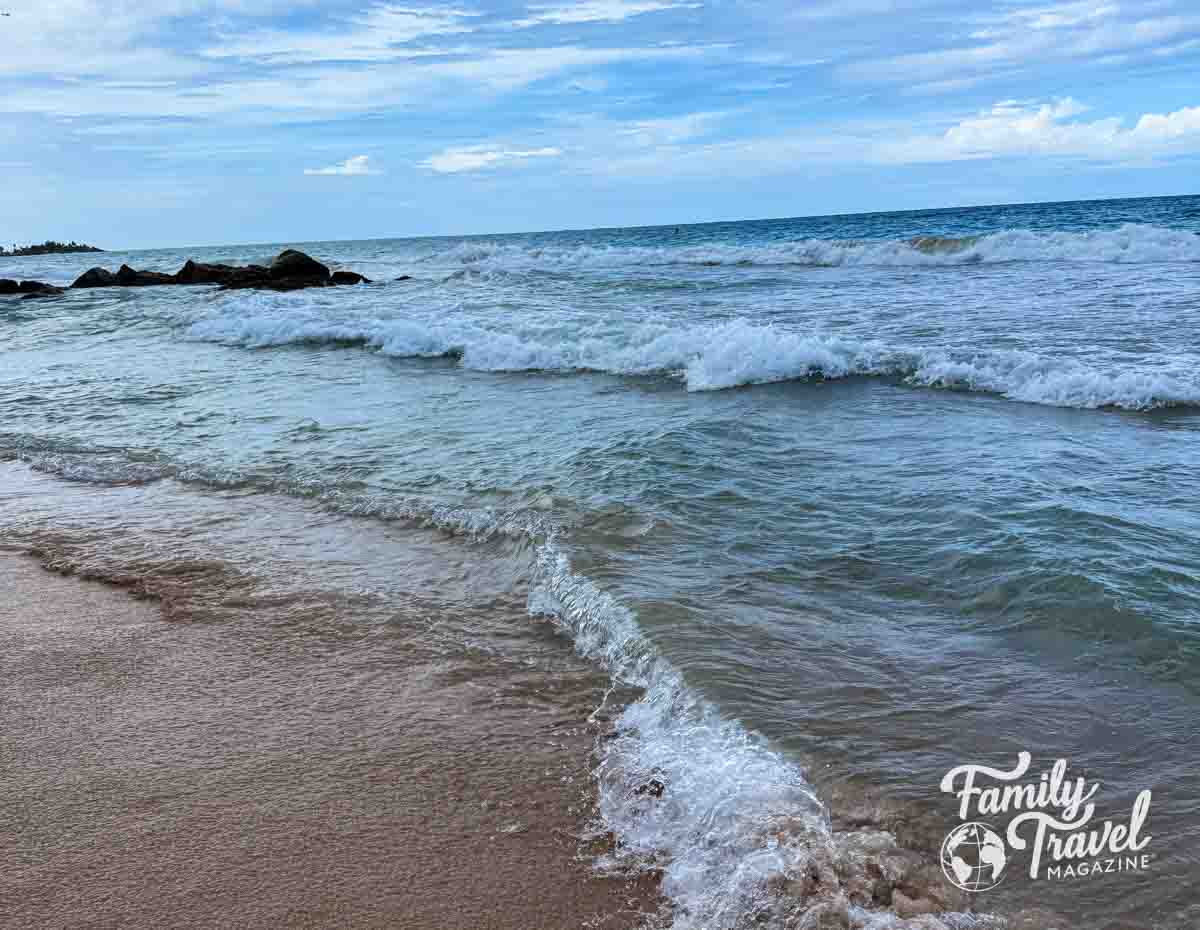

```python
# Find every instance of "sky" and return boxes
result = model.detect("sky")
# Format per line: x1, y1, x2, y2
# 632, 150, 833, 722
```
1, 0, 1198, 248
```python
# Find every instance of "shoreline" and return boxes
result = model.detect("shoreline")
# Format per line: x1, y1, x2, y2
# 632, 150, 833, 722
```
0, 552, 664, 929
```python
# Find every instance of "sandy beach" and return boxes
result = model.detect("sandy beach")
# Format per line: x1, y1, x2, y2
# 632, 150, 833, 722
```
0, 553, 662, 929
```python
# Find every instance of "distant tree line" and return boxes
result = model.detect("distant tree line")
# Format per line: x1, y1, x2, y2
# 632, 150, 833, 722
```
1, 240, 104, 256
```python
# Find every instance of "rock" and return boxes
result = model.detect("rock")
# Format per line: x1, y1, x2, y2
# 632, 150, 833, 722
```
792, 899, 852, 930
175, 259, 231, 284
395, 274, 413, 281
71, 267, 118, 288
219, 276, 325, 292
22, 286, 66, 299
65, 252, 346, 293
634, 778, 665, 798
225, 267, 273, 287
116, 264, 177, 287
892, 890, 937, 919
1006, 908, 1072, 930
5, 280, 66, 297
174, 259, 269, 287
269, 249, 329, 282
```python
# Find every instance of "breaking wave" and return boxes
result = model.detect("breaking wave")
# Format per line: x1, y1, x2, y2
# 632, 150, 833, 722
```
187, 314, 1200, 411
531, 539, 1010, 929
430, 224, 1200, 269
1, 444, 1003, 929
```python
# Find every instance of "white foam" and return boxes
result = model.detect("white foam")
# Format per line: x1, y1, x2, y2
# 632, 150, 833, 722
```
682, 324, 902, 391
531, 541, 1001, 930
432, 223, 1200, 270
187, 311, 1200, 411
909, 350, 1200, 410
530, 541, 830, 928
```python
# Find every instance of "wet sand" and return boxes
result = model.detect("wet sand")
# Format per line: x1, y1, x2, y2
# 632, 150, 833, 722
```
0, 554, 662, 930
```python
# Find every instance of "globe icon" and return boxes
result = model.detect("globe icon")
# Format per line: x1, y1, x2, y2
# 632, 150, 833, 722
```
940, 822, 1008, 892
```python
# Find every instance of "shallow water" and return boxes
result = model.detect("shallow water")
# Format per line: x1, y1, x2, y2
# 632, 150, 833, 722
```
3, 194, 1199, 929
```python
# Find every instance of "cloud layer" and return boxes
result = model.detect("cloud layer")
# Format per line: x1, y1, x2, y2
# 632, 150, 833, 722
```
421, 146, 563, 173
304, 155, 382, 176
2, 0, 1198, 245
877, 100, 1200, 163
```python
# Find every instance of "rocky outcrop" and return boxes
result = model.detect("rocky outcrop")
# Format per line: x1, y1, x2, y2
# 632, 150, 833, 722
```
10, 250, 373, 300
116, 264, 177, 287
271, 249, 329, 282
22, 285, 66, 299
65, 250, 370, 293
1, 279, 64, 297
175, 259, 269, 287
71, 267, 118, 288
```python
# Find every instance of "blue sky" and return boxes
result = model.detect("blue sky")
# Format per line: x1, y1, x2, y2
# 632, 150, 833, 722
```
2, 0, 1198, 247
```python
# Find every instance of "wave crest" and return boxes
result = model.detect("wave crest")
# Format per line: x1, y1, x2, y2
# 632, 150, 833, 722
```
431, 224, 1200, 270
532, 541, 1006, 929
187, 313, 1200, 411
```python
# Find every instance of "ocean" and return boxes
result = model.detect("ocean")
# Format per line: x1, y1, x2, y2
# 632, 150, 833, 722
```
2, 194, 1199, 929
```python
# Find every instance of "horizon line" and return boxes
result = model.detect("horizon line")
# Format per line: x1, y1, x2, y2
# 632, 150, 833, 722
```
5, 190, 1197, 255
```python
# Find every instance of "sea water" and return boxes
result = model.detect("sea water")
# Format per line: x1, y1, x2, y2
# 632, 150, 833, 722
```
3, 194, 1199, 928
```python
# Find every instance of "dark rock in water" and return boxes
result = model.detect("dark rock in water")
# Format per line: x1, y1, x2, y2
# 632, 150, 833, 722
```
269, 249, 329, 282
225, 266, 272, 287
71, 267, 118, 288
395, 274, 413, 282
175, 259, 270, 287
175, 259, 219, 284
22, 285, 66, 299
218, 274, 315, 292
65, 251, 353, 294
219, 251, 364, 291
0, 279, 59, 296
634, 777, 666, 798
19, 280, 60, 293
116, 264, 177, 287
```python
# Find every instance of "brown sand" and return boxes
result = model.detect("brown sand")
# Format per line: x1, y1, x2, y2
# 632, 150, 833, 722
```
0, 554, 662, 930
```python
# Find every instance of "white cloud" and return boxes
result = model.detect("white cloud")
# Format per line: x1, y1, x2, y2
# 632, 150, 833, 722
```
619, 111, 725, 145
511, 0, 699, 27
425, 43, 710, 91
875, 99, 1200, 163
0, 0, 310, 77
205, 5, 478, 64
542, 97, 1200, 182
304, 154, 382, 175
421, 145, 563, 172
0, 44, 712, 119
564, 77, 609, 93
842, 3, 1200, 85
993, 0, 1120, 33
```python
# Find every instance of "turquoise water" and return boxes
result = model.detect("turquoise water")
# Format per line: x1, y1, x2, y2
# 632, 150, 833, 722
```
3, 194, 1199, 929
